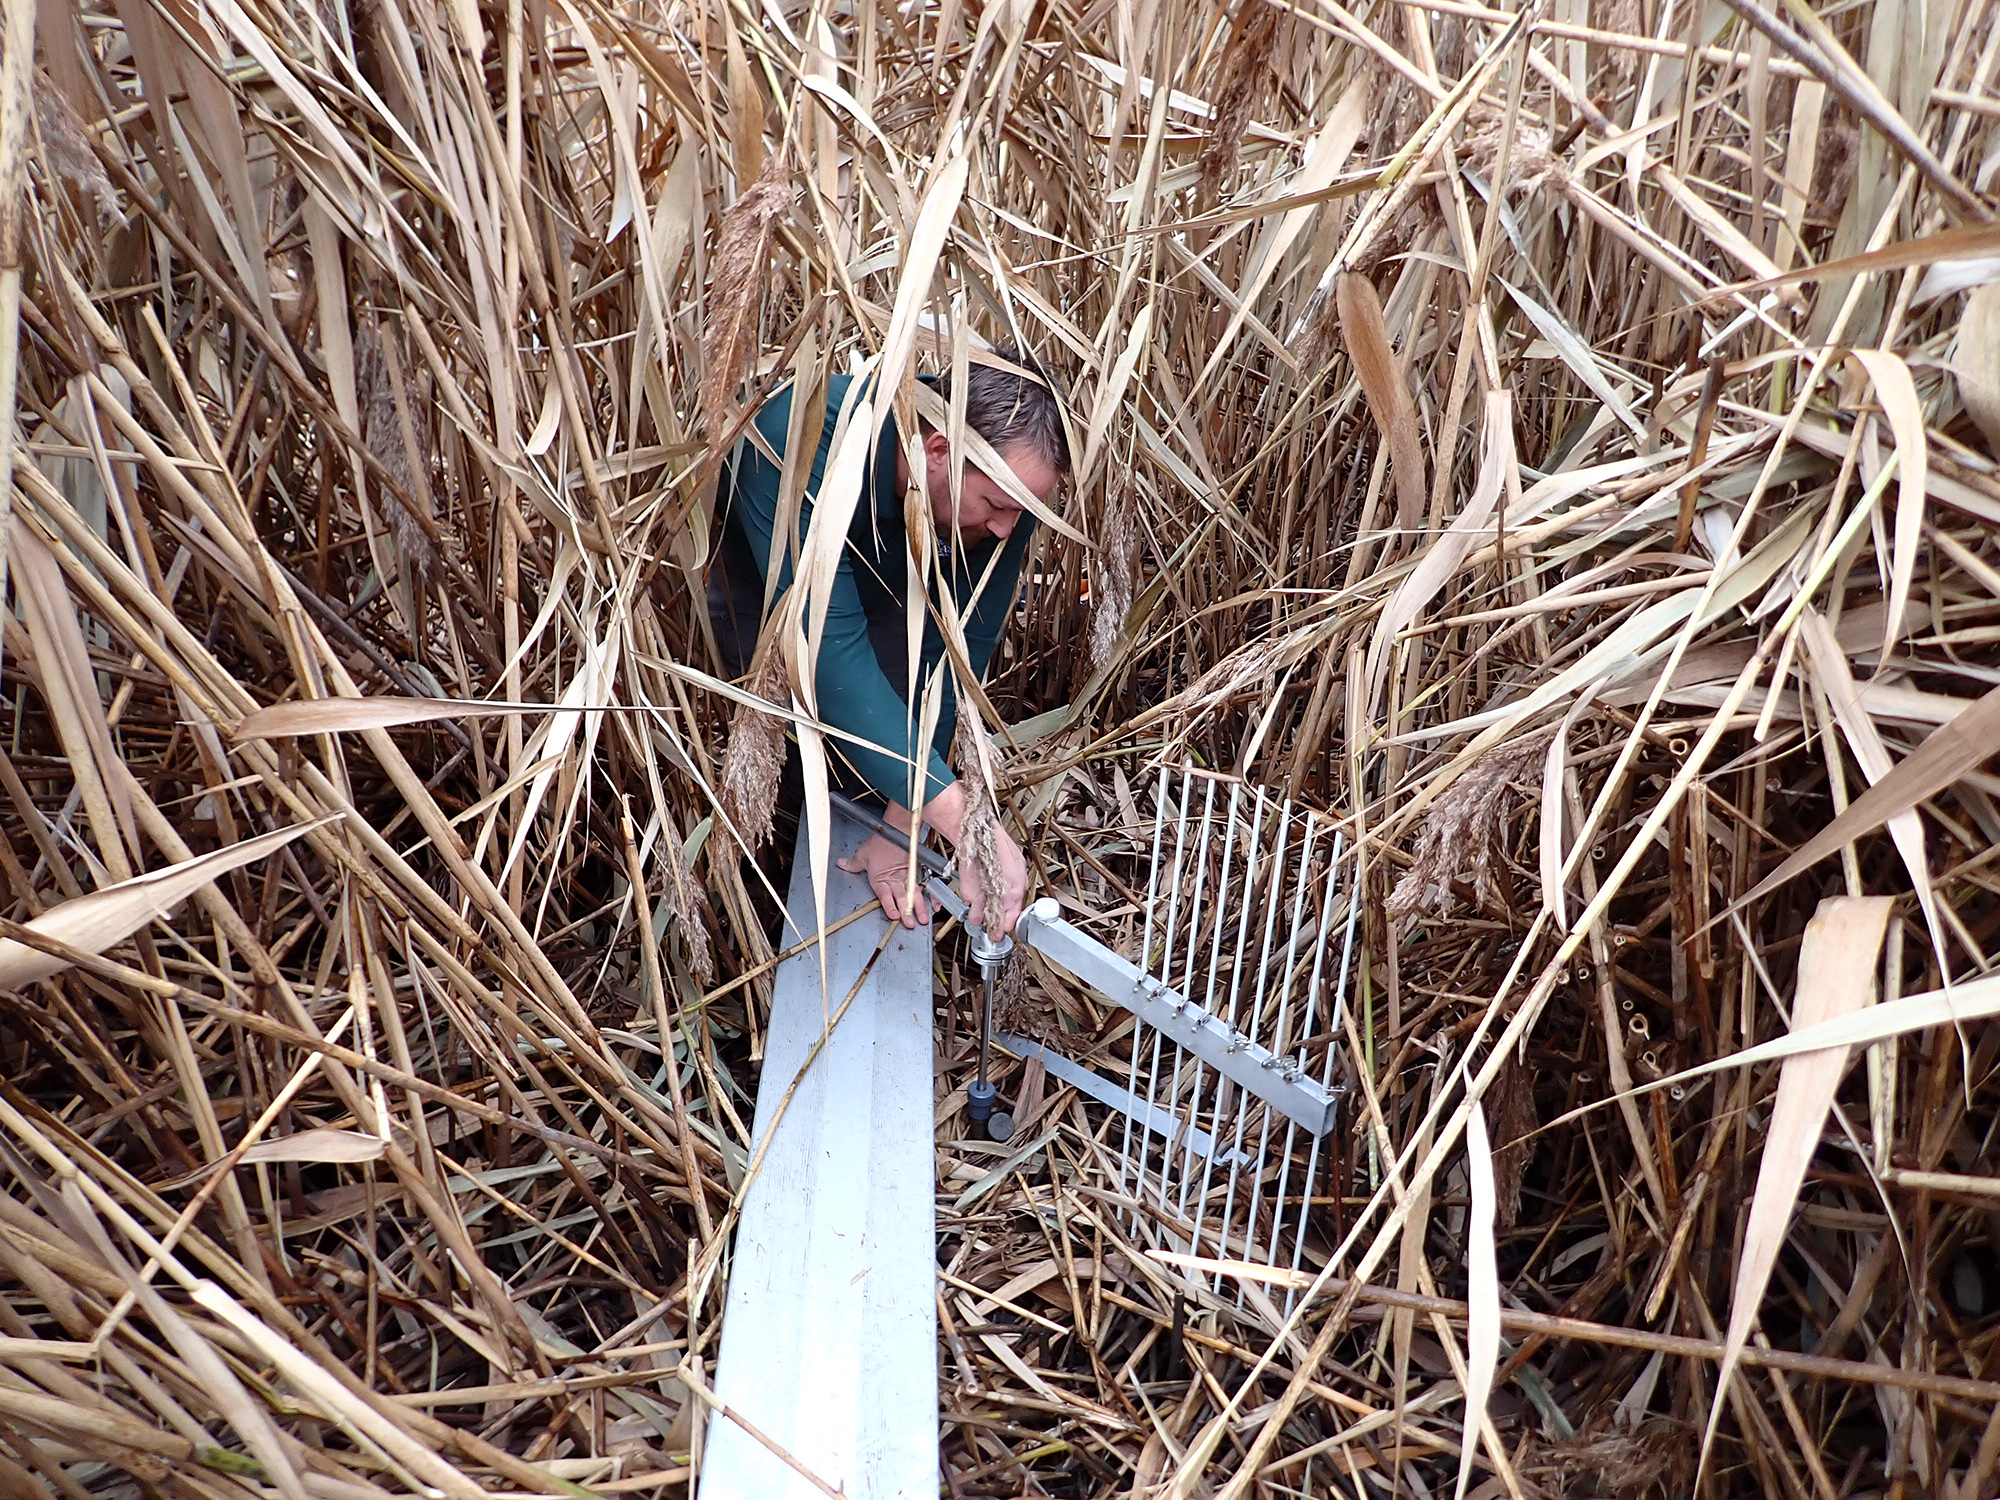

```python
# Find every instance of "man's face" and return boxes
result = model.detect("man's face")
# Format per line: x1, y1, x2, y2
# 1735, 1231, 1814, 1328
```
921, 432, 1061, 543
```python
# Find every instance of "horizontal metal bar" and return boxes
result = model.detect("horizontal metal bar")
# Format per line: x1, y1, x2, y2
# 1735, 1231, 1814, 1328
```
925, 876, 968, 924
830, 792, 954, 878
992, 1031, 1253, 1168
1014, 899, 1340, 1137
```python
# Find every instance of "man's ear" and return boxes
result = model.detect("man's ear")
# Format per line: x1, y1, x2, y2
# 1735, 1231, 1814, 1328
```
923, 427, 953, 463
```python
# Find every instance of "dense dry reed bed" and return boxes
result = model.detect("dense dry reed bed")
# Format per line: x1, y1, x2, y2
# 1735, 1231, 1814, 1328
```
2, 0, 2000, 1493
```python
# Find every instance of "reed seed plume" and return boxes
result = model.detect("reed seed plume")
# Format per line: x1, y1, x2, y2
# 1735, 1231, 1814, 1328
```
355, 319, 438, 601
1088, 476, 1137, 677
952, 710, 1005, 932
701, 149, 792, 446
1388, 731, 1553, 919
719, 634, 790, 855
32, 81, 116, 222
660, 805, 714, 986
1198, 7, 1281, 206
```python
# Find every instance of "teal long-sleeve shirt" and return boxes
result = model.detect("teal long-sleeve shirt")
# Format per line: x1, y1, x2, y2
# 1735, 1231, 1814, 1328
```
712, 374, 1034, 808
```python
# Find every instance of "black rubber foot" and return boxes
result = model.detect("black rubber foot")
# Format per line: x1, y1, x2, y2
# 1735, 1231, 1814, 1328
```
986, 1111, 1016, 1143
967, 1078, 997, 1126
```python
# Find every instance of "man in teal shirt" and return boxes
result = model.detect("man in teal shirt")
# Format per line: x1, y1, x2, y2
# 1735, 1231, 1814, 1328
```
710, 351, 1068, 936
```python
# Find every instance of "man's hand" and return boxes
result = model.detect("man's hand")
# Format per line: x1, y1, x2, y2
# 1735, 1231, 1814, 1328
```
958, 819, 1028, 937
919, 781, 1028, 936
837, 831, 932, 929
847, 781, 1029, 935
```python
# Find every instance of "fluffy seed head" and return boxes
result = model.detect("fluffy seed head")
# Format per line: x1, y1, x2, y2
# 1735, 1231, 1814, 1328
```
1387, 730, 1553, 918
719, 638, 790, 854
952, 711, 1006, 930
1087, 478, 1137, 677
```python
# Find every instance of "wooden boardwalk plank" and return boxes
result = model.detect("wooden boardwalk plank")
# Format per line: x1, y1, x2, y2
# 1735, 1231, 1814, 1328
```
703, 819, 938, 1498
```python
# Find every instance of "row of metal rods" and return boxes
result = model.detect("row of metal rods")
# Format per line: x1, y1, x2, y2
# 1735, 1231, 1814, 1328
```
1116, 766, 1362, 1310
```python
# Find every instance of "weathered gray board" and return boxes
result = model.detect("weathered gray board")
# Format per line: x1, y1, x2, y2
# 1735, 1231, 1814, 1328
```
703, 820, 938, 1498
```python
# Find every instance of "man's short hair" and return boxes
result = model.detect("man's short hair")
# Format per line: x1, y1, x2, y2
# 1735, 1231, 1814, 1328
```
939, 346, 1071, 476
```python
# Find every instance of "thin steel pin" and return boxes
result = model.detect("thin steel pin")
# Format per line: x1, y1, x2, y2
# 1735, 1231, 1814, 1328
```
1239, 807, 1312, 1288
1155, 774, 1219, 1244
1137, 768, 1198, 1239
1275, 835, 1346, 1295
1169, 776, 1227, 1238
1264, 828, 1344, 1288
1180, 780, 1241, 1241
1259, 821, 1331, 1279
1286, 843, 1360, 1307
1201, 784, 1269, 1289
1119, 765, 1174, 1215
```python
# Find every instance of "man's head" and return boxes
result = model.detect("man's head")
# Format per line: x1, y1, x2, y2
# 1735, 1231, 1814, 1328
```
915, 349, 1070, 543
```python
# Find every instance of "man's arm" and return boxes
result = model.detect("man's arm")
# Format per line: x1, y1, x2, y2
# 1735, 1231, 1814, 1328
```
838, 523, 1039, 935
926, 519, 1037, 777
729, 393, 955, 809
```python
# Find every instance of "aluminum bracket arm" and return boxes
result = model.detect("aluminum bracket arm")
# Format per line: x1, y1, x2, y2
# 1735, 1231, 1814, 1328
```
992, 1030, 1253, 1167
1012, 898, 1339, 1138
877, 785, 1340, 1137
927, 875, 1339, 1139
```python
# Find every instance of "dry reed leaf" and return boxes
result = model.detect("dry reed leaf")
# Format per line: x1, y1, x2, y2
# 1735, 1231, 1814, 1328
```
1079, 303, 1149, 481
795, 386, 880, 658
1844, 350, 1928, 662
877, 151, 970, 407
238, 1127, 388, 1166
1798, 609, 1942, 946
233, 695, 547, 739
1336, 271, 1426, 533
1537, 692, 1595, 930
0, 819, 333, 987
1700, 896, 1892, 1474
1455, 1100, 1499, 1500
1705, 220, 2000, 303
1584, 971, 2000, 1120
12, 525, 138, 870
1202, 78, 1370, 385
1955, 281, 2000, 457
1734, 681, 2000, 910
1367, 389, 1513, 703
